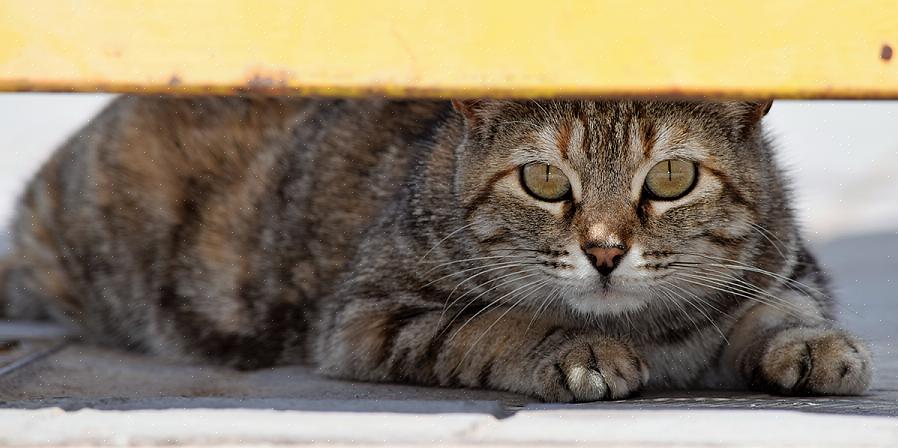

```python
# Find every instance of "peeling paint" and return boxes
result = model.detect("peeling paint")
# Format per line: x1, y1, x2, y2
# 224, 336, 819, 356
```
5, 80, 898, 100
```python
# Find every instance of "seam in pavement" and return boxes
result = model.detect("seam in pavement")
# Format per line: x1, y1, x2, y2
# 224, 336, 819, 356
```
0, 340, 69, 378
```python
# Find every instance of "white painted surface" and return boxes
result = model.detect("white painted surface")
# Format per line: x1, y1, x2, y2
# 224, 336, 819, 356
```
0, 407, 493, 446
1, 407, 896, 447
473, 409, 898, 446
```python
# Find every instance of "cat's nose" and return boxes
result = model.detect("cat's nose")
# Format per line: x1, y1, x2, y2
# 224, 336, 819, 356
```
582, 244, 627, 276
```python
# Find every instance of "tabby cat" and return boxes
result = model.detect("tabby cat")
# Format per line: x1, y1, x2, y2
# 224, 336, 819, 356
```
0, 96, 872, 401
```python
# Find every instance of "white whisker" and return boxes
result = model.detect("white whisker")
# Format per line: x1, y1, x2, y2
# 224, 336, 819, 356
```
447, 277, 549, 342
525, 286, 563, 335
420, 254, 537, 275
455, 280, 552, 370
421, 260, 539, 289
658, 281, 729, 344
671, 267, 811, 318
656, 283, 703, 335
749, 222, 789, 261
440, 269, 543, 322
419, 222, 477, 261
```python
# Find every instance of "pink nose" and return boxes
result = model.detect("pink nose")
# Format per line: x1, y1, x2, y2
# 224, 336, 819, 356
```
583, 245, 627, 276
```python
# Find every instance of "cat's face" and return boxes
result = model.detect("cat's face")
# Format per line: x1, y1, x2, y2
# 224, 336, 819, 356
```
453, 100, 778, 317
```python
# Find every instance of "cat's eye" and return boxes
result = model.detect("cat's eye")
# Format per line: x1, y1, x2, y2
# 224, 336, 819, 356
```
644, 159, 698, 200
520, 162, 571, 202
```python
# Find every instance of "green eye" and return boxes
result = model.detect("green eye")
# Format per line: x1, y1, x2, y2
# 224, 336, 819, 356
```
521, 162, 571, 202
644, 159, 698, 200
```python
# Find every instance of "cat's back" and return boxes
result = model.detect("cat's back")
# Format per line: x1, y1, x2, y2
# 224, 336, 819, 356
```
3, 96, 454, 362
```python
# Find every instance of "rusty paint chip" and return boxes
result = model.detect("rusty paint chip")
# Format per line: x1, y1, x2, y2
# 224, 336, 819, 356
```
0, 340, 20, 353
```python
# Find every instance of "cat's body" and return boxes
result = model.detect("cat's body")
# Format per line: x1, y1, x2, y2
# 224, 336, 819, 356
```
0, 96, 871, 401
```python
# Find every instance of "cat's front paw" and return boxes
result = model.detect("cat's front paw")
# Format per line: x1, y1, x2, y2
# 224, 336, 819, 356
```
753, 327, 872, 396
534, 335, 648, 402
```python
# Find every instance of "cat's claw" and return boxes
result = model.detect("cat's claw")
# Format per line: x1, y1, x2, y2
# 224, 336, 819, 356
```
535, 336, 648, 402
754, 327, 872, 396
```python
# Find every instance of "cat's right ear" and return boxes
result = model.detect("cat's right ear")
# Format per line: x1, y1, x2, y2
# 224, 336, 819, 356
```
451, 100, 479, 122
452, 100, 494, 127
451, 99, 510, 129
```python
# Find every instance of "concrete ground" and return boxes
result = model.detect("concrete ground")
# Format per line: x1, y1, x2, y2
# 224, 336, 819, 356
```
0, 231, 896, 446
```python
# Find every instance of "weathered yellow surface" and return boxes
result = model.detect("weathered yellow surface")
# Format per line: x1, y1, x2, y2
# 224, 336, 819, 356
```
0, 1, 896, 98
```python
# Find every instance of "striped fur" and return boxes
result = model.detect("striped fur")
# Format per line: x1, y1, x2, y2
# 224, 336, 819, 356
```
0, 96, 871, 401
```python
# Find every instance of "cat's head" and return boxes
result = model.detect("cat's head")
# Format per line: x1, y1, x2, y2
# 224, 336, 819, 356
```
448, 99, 788, 317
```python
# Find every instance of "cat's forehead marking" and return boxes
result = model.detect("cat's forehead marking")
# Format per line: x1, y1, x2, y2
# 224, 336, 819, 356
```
555, 118, 585, 160
652, 125, 713, 161
556, 120, 572, 159
639, 120, 657, 160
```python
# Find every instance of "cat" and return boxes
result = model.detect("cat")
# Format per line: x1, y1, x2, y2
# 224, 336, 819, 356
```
0, 96, 872, 401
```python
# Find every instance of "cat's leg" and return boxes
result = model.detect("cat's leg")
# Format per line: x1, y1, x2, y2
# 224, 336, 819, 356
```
719, 291, 872, 395
315, 296, 648, 402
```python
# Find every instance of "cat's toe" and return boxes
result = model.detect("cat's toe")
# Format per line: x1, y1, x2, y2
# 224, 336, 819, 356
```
755, 327, 872, 396
535, 336, 648, 402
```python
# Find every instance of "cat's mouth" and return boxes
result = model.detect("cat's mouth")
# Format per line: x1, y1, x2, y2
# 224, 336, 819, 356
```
593, 285, 633, 301
584, 277, 647, 300
598, 276, 613, 294
577, 269, 665, 303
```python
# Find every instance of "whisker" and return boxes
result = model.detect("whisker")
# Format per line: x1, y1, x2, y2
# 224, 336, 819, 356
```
446, 277, 549, 342
420, 254, 538, 274
657, 281, 730, 343
454, 280, 552, 371
671, 259, 860, 319
419, 222, 477, 261
663, 277, 732, 317
670, 271, 808, 320
440, 269, 543, 322
671, 267, 813, 318
420, 260, 541, 289
439, 263, 543, 307
656, 283, 704, 335
652, 286, 678, 319
700, 262, 824, 298
669, 252, 828, 297
485, 247, 566, 256
524, 286, 563, 335
749, 222, 789, 261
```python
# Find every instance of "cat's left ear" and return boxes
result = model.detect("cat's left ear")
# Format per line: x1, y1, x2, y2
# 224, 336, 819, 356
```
751, 99, 774, 119
732, 99, 773, 120
722, 100, 773, 137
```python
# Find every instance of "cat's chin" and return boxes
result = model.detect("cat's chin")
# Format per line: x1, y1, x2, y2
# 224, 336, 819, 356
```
564, 286, 651, 316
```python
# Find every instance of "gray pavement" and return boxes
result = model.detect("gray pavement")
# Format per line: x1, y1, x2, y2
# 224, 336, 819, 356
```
0, 230, 896, 446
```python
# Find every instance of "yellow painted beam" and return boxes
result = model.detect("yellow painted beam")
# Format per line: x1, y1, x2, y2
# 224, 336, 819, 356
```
0, 1, 896, 98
